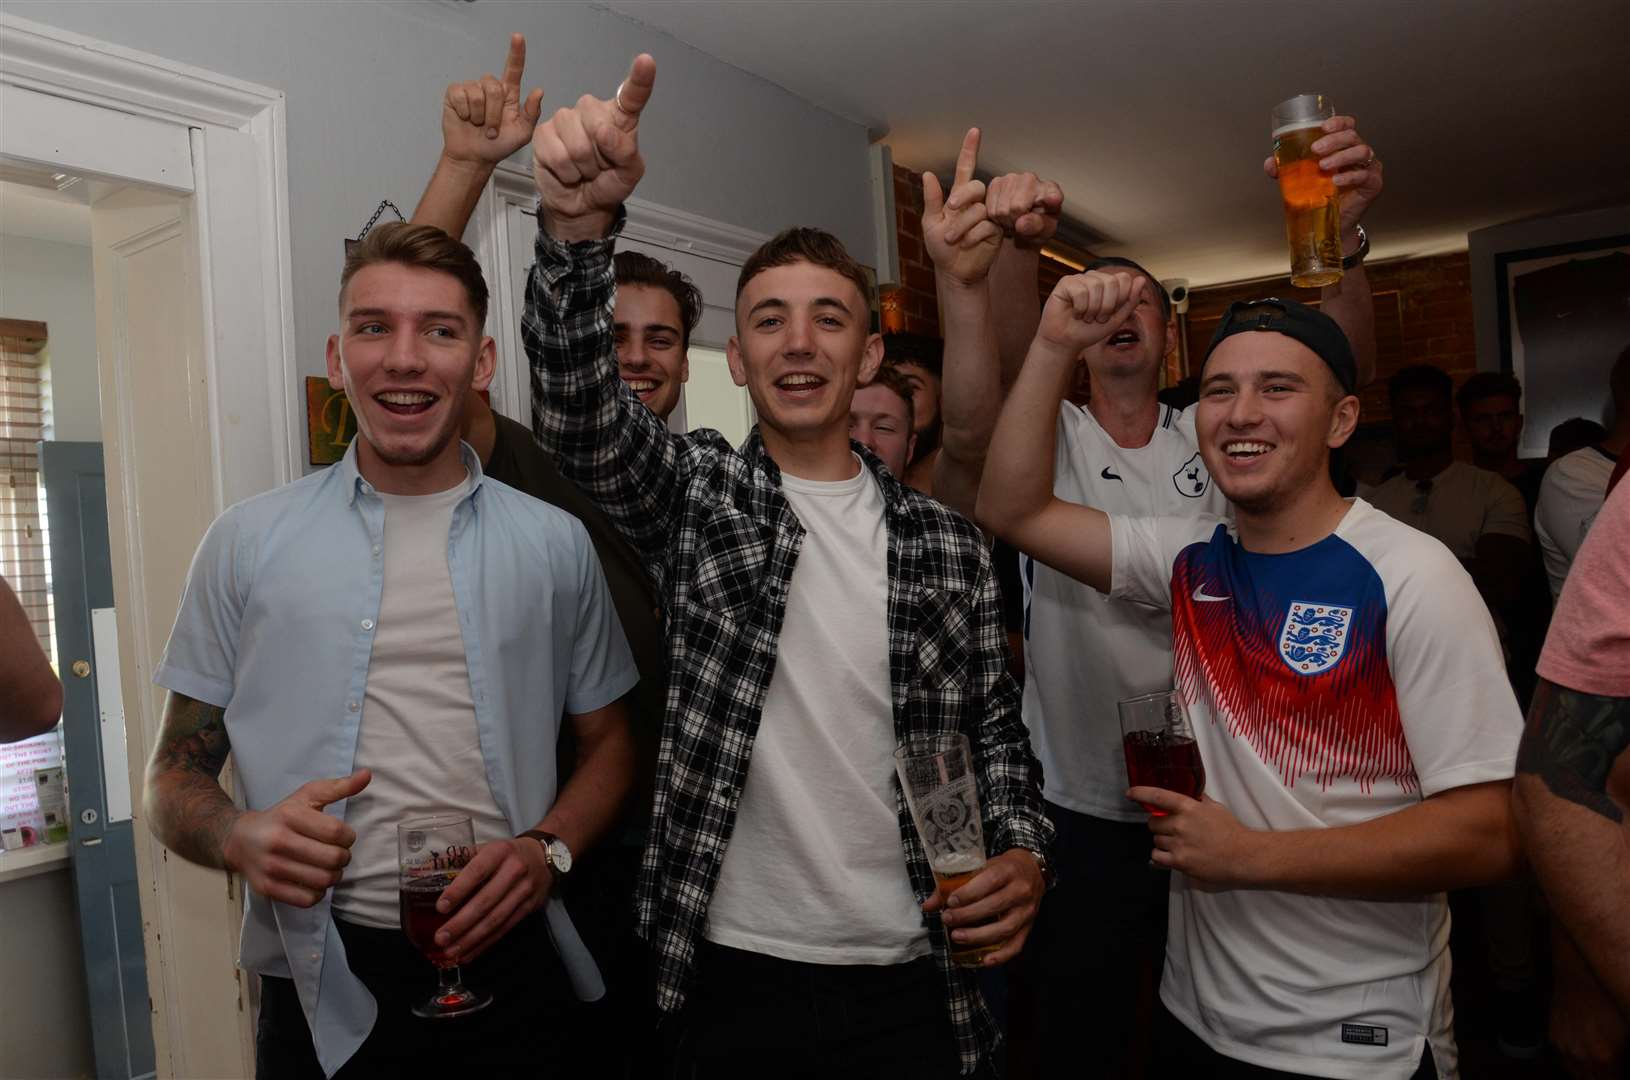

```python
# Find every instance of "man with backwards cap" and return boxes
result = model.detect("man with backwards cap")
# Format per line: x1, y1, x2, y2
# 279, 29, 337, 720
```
926, 120, 1383, 1075
978, 275, 1523, 1079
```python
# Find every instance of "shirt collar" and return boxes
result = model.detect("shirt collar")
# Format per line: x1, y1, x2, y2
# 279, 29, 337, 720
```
340, 439, 489, 507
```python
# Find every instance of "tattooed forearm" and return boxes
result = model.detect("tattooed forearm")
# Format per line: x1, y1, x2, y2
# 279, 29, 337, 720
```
1516, 678, 1630, 824
143, 691, 240, 869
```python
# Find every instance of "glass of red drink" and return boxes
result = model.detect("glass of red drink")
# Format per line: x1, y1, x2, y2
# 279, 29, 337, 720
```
1118, 690, 1205, 815
397, 814, 492, 1019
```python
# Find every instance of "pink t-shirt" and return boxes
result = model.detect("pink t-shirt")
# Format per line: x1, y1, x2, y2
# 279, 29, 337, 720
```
1538, 481, 1630, 697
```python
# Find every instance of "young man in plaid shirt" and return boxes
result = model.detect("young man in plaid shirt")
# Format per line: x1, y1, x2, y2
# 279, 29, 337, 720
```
521, 55, 1053, 1077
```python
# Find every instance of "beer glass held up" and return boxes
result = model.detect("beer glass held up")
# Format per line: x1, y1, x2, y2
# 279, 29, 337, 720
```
1272, 94, 1343, 288
397, 814, 494, 1019
1119, 689, 1206, 816
893, 733, 997, 968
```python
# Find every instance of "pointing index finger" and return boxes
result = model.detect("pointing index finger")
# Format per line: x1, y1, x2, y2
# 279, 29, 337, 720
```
500, 32, 526, 90
611, 53, 656, 132
953, 127, 980, 189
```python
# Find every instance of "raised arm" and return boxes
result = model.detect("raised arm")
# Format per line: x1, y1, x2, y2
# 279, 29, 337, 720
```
1266, 114, 1384, 387
976, 271, 1144, 592
411, 33, 544, 240
986, 172, 1064, 391
522, 55, 684, 568
0, 574, 61, 743
923, 129, 1003, 519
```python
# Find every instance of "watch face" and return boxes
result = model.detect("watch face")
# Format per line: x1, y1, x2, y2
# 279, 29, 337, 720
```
547, 841, 573, 874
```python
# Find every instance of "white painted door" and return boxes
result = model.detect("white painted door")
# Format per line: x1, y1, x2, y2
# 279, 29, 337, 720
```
91, 185, 251, 1080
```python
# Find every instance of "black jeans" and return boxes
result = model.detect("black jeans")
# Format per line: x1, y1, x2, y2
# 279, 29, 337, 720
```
1025, 802, 1169, 1077
255, 912, 574, 1079
664, 942, 963, 1079
1151, 1003, 1439, 1079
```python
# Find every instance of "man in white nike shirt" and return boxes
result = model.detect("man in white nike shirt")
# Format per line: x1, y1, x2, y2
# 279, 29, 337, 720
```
931, 117, 1384, 1074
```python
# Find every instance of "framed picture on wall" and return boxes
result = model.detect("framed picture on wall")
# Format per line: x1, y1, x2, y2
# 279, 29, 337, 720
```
1494, 235, 1630, 454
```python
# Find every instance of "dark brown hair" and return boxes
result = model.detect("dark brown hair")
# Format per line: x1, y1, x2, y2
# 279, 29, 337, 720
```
339, 222, 489, 329
615, 250, 704, 349
735, 227, 873, 313
1455, 371, 1522, 412
862, 364, 916, 432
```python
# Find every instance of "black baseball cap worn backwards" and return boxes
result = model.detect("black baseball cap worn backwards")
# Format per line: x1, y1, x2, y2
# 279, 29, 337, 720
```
1201, 298, 1358, 394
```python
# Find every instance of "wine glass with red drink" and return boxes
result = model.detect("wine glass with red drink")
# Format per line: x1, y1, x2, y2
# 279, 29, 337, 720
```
397, 814, 493, 1018
1118, 689, 1206, 815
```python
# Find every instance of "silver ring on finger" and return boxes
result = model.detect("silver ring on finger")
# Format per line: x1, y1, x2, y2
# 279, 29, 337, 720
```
614, 82, 628, 113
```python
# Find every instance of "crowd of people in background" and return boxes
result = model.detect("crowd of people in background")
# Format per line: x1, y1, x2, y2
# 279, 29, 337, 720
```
3, 29, 1626, 1080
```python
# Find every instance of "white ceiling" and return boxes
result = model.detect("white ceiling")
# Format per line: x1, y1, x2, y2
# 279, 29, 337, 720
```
602, 0, 1630, 286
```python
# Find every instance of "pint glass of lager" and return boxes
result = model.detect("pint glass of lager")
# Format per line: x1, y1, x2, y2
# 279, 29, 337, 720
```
1272, 94, 1343, 287
894, 733, 997, 967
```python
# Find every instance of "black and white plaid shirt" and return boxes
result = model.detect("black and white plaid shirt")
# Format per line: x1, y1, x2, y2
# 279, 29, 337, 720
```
522, 215, 1052, 1075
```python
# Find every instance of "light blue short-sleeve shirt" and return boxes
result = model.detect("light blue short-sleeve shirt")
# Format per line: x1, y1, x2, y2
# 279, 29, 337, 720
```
155, 441, 637, 1077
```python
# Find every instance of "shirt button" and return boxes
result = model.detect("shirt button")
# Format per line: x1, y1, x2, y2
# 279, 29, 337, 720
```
309, 951, 320, 963
348, 700, 359, 712
361, 619, 374, 631
372, 545, 381, 557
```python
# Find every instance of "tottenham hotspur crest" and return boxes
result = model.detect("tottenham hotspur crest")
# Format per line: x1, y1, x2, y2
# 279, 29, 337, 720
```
1172, 452, 1211, 498
1278, 602, 1353, 675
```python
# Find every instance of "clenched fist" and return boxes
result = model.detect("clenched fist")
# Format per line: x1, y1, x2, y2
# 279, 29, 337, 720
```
532, 54, 656, 243
1035, 271, 1147, 354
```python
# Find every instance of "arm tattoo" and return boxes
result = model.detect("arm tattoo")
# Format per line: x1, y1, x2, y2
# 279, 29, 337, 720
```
1517, 678, 1630, 824
146, 692, 239, 868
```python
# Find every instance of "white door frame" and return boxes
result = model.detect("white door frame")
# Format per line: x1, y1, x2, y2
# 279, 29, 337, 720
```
2, 14, 297, 1078
467, 161, 769, 424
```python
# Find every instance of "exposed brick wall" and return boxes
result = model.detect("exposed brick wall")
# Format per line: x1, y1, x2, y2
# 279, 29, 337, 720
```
1184, 252, 1476, 426
890, 163, 941, 337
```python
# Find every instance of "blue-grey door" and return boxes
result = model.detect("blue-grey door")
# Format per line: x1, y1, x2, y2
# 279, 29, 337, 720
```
40, 440, 156, 1080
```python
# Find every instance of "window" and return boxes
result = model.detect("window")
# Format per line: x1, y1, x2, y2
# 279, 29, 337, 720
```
1, 330, 62, 844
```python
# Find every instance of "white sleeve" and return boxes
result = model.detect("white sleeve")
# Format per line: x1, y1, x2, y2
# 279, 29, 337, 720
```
1108, 514, 1224, 611
1383, 536, 1523, 796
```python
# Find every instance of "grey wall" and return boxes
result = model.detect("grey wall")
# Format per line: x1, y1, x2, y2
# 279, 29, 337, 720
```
0, 233, 101, 442
6, 0, 875, 385
0, 865, 95, 1079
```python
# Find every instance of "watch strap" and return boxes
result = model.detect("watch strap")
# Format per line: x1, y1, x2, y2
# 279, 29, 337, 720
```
519, 829, 567, 877
1341, 223, 1370, 270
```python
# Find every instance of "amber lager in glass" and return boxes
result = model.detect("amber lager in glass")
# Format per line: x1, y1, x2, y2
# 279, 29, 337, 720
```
894, 734, 997, 968
1272, 94, 1343, 288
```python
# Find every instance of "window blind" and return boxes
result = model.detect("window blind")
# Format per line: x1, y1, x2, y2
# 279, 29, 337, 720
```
0, 345, 52, 656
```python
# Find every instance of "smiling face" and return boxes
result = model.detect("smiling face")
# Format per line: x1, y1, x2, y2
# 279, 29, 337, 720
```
1081, 271, 1170, 383
849, 381, 916, 477
326, 261, 494, 492
1195, 333, 1356, 515
614, 283, 689, 420
728, 259, 883, 454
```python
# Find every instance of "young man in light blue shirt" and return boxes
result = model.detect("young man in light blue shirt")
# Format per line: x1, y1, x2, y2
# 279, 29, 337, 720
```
145, 223, 638, 1078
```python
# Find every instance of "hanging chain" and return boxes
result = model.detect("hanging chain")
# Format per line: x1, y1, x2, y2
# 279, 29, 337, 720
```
355, 199, 406, 241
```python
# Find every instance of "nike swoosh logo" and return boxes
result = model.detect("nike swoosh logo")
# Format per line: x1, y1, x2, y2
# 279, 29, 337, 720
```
1101, 466, 1123, 482
1193, 585, 1231, 602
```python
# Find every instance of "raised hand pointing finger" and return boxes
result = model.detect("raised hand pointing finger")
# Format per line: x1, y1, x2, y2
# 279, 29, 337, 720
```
611, 53, 657, 133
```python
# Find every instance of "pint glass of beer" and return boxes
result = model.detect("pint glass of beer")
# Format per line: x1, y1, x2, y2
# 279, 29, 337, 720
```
1272, 94, 1343, 287
894, 733, 995, 967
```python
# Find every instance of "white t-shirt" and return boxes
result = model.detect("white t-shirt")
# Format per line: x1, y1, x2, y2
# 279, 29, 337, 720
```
1022, 403, 1228, 822
1535, 446, 1616, 598
703, 460, 929, 965
1363, 460, 1531, 559
332, 474, 511, 928
1110, 498, 1522, 1079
